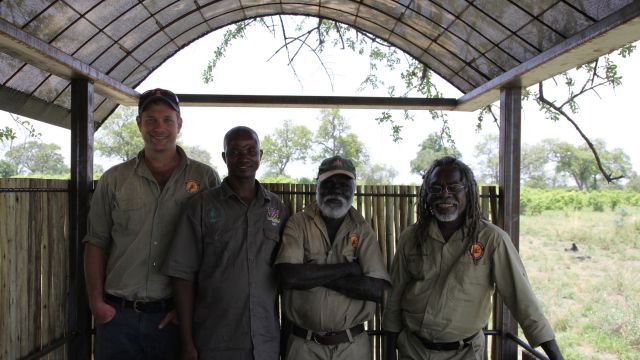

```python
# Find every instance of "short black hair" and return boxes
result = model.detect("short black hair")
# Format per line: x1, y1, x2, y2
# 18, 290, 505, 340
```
223, 126, 260, 151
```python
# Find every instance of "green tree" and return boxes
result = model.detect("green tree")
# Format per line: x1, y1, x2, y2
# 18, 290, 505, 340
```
181, 144, 214, 167
261, 120, 313, 175
0, 159, 17, 177
358, 163, 398, 185
313, 109, 369, 166
473, 133, 499, 184
521, 142, 553, 188
548, 139, 632, 190
95, 106, 143, 161
410, 132, 461, 176
4, 141, 68, 175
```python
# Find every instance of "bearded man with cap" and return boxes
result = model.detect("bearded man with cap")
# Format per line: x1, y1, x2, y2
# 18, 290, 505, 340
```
83, 88, 220, 360
275, 155, 390, 360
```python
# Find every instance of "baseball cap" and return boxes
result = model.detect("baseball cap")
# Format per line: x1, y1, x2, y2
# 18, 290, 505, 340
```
138, 88, 180, 113
317, 155, 356, 182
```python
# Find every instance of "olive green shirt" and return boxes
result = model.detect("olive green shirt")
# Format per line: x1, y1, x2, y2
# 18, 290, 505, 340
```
382, 219, 555, 348
275, 203, 390, 332
84, 146, 220, 301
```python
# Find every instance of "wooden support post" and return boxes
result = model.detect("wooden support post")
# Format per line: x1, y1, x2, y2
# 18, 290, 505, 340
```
68, 78, 94, 360
495, 87, 522, 360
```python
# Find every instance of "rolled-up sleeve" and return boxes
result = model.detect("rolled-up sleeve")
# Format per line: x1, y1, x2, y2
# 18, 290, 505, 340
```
274, 216, 305, 265
83, 175, 113, 249
492, 232, 555, 347
162, 194, 205, 281
382, 230, 412, 333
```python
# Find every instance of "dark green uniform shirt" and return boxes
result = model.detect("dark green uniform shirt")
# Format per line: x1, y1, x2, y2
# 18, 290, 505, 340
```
163, 179, 287, 360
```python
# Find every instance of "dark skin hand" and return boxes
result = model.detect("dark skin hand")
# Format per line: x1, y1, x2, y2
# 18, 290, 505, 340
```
540, 339, 564, 360
277, 262, 386, 303
385, 332, 398, 360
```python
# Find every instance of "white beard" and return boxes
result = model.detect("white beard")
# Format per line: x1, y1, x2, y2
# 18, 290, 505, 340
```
432, 211, 460, 222
431, 201, 462, 222
316, 194, 353, 219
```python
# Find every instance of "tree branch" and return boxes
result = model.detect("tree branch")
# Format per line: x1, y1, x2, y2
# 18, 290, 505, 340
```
538, 82, 623, 183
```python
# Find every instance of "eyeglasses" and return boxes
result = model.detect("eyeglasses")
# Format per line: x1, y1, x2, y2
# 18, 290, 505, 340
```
428, 184, 465, 194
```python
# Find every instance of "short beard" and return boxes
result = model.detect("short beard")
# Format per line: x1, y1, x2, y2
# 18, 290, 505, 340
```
432, 211, 460, 222
316, 188, 354, 219
431, 201, 462, 222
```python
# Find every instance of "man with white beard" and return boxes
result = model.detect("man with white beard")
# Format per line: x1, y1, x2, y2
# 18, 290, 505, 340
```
383, 156, 564, 360
275, 155, 390, 360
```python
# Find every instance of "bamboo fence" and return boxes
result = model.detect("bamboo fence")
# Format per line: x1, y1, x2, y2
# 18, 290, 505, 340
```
1, 179, 497, 359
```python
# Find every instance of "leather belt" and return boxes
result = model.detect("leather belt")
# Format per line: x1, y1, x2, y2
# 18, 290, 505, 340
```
291, 324, 365, 346
105, 294, 173, 313
415, 333, 475, 351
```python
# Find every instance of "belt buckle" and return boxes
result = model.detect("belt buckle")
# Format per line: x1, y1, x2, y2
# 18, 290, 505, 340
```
133, 300, 144, 312
311, 333, 321, 344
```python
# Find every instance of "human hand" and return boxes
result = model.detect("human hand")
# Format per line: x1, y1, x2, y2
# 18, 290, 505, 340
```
180, 344, 198, 360
349, 261, 363, 276
158, 309, 179, 329
90, 300, 116, 324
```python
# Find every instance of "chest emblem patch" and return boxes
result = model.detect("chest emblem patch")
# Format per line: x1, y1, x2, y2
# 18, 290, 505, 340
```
349, 233, 360, 249
266, 207, 281, 226
185, 179, 200, 193
469, 242, 485, 261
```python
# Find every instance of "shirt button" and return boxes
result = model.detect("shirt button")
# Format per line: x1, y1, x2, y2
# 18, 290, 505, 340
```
153, 261, 157, 267
154, 242, 158, 245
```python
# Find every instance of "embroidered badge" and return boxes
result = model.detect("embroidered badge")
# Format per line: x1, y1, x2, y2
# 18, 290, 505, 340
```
209, 208, 220, 223
266, 207, 281, 226
349, 233, 360, 249
184, 179, 200, 193
469, 242, 485, 261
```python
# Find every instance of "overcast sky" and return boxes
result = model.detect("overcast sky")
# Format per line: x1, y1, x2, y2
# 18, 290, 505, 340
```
1, 23, 638, 184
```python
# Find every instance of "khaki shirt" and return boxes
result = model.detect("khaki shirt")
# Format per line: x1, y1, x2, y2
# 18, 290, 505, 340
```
84, 147, 220, 301
382, 220, 555, 347
163, 179, 287, 360
275, 203, 390, 332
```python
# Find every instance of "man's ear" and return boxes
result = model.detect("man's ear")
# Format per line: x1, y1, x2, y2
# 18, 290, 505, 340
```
177, 115, 183, 133
221, 152, 227, 164
136, 116, 142, 130
259, 149, 263, 160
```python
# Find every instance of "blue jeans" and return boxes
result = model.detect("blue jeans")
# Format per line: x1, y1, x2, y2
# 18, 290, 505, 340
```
95, 297, 179, 360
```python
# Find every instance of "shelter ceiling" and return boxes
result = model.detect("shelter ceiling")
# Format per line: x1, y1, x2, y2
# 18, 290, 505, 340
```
0, 0, 639, 130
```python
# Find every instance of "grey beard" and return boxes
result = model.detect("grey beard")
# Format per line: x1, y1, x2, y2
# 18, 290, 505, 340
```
432, 211, 460, 222
317, 195, 353, 219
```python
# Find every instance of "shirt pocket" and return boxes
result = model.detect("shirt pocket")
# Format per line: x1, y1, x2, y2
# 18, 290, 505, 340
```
111, 195, 145, 235
447, 256, 492, 303
263, 221, 280, 265
407, 254, 426, 280
203, 227, 234, 270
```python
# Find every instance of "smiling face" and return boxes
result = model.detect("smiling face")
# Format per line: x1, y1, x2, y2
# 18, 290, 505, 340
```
136, 101, 182, 154
426, 164, 467, 223
222, 128, 262, 181
316, 174, 355, 219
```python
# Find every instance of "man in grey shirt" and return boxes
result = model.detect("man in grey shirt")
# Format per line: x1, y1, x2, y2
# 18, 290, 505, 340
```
164, 126, 287, 360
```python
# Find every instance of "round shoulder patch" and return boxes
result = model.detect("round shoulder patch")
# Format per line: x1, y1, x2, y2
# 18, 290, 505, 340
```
469, 242, 485, 261
184, 179, 200, 193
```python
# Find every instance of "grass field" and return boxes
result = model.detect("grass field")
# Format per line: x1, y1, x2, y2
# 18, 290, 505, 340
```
519, 207, 640, 359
